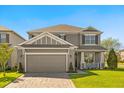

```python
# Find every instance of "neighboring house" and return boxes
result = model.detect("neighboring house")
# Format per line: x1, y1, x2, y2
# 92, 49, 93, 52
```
17, 24, 106, 73
0, 26, 25, 67
119, 49, 124, 61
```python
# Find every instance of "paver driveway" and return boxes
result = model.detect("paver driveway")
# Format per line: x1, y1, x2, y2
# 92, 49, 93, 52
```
5, 73, 75, 88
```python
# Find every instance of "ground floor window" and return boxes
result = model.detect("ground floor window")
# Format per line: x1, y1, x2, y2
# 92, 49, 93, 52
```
84, 52, 95, 63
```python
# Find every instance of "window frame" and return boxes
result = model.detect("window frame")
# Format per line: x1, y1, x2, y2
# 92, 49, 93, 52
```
84, 52, 95, 63
0, 33, 7, 43
84, 34, 96, 45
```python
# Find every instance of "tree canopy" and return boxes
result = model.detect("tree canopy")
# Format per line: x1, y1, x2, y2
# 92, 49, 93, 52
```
0, 43, 13, 76
101, 37, 121, 51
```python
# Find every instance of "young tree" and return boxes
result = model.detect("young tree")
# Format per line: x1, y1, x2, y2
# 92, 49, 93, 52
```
0, 43, 13, 76
101, 37, 121, 51
101, 37, 121, 62
107, 48, 118, 69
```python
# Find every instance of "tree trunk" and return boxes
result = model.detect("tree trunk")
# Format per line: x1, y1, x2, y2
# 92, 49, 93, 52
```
3, 64, 6, 77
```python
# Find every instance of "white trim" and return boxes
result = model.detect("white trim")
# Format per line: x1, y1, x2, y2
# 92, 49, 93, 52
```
84, 34, 96, 36
66, 54, 68, 71
19, 32, 75, 47
80, 52, 85, 69
50, 38, 52, 44
100, 52, 104, 69
45, 36, 47, 44
84, 35, 96, 45
47, 32, 74, 46
24, 52, 68, 72
19, 32, 45, 45
25, 53, 67, 55
24, 53, 26, 72
24, 48, 70, 49
28, 35, 45, 44
84, 44, 98, 46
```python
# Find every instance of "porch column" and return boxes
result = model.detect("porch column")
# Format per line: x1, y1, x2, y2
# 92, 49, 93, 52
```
80, 52, 86, 69
100, 52, 104, 69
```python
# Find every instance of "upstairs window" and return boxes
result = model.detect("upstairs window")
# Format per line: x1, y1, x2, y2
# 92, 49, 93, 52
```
85, 35, 96, 44
1, 33, 6, 43
0, 33, 9, 43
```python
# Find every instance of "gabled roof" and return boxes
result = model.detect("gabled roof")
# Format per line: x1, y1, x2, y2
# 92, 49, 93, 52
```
28, 24, 84, 34
0, 25, 26, 41
28, 24, 102, 34
19, 32, 77, 48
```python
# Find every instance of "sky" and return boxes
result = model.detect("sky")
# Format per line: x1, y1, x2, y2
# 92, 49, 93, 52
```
0, 5, 124, 48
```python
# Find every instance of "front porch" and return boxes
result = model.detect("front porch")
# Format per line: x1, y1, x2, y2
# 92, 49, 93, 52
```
76, 51, 105, 69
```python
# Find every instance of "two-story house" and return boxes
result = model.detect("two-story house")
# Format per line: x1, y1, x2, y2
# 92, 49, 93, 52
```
0, 26, 25, 68
17, 24, 106, 73
119, 49, 124, 61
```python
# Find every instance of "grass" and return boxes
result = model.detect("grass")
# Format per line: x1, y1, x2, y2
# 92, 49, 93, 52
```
0, 71, 23, 88
69, 63, 124, 88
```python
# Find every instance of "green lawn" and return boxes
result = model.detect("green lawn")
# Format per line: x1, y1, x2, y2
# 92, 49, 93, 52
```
0, 71, 22, 88
70, 63, 124, 88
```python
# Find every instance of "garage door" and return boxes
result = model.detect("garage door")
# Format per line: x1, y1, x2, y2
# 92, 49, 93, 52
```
26, 54, 66, 72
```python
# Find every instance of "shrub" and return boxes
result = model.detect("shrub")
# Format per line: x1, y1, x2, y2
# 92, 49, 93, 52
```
5, 66, 11, 71
68, 62, 76, 73
107, 48, 118, 69
18, 62, 23, 73
12, 65, 18, 71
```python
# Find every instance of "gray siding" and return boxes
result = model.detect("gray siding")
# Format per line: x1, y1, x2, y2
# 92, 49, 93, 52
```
29, 32, 101, 46
65, 34, 80, 46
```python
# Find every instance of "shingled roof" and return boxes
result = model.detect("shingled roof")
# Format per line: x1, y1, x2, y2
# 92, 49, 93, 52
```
28, 24, 102, 34
0, 26, 12, 31
83, 26, 101, 32
28, 24, 84, 34
78, 45, 107, 51
0, 25, 25, 41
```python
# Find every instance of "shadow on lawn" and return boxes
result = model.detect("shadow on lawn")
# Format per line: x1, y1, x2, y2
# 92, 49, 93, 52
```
114, 68, 124, 71
70, 70, 98, 79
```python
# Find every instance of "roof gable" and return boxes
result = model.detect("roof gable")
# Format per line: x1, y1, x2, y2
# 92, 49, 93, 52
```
19, 32, 76, 47
0, 26, 25, 41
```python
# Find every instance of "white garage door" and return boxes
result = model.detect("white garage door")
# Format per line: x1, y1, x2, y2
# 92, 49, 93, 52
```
26, 54, 66, 73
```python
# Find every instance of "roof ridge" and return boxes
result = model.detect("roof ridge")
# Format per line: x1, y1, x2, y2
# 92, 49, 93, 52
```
0, 25, 12, 31
27, 24, 84, 33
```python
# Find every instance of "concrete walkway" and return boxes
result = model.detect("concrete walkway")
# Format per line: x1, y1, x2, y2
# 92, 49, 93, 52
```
5, 73, 75, 88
